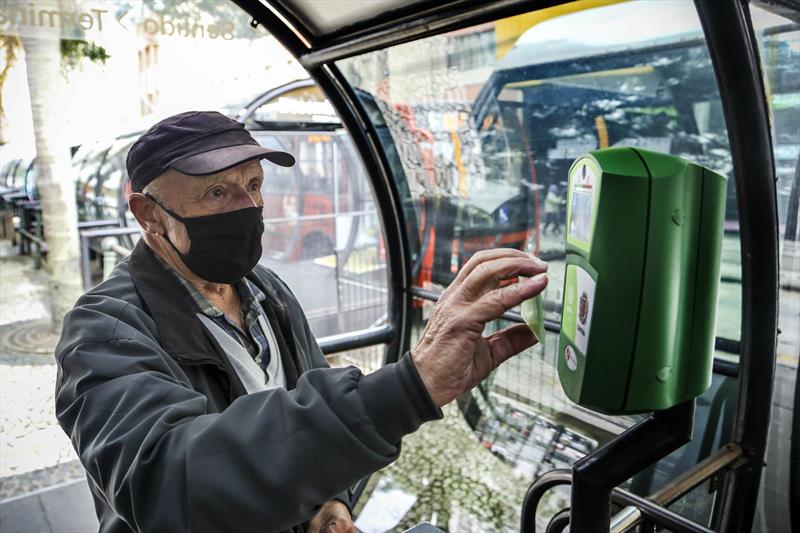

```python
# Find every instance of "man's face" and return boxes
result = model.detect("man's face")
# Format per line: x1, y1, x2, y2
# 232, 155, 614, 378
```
147, 159, 264, 254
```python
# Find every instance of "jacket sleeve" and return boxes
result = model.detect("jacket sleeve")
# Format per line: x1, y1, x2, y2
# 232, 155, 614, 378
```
264, 269, 363, 513
55, 304, 441, 533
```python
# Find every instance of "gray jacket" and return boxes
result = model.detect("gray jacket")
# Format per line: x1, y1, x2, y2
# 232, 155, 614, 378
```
54, 242, 441, 532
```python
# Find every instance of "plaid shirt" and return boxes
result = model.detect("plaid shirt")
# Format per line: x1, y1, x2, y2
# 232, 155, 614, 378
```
158, 258, 272, 373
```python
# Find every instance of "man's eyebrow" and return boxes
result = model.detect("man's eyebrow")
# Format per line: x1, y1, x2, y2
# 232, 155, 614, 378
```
195, 177, 222, 188
198, 173, 229, 185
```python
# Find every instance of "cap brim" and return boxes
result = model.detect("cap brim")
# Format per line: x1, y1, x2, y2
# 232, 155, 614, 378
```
170, 144, 295, 176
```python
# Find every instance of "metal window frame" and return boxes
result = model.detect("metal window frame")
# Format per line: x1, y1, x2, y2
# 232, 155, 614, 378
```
693, 1, 779, 530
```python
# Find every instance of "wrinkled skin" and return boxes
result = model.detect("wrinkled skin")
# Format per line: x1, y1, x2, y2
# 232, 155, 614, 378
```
412, 248, 548, 407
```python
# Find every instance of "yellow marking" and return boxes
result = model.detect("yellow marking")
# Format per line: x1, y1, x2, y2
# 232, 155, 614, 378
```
494, 0, 629, 60
595, 116, 609, 149
307, 134, 331, 143
506, 65, 655, 90
452, 130, 468, 197
312, 248, 384, 274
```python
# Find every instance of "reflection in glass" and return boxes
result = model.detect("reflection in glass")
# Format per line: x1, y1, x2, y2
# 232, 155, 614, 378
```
338, 0, 739, 339
339, 2, 746, 529
251, 130, 388, 341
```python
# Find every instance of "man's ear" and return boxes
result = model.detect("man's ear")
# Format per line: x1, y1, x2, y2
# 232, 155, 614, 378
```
128, 193, 163, 235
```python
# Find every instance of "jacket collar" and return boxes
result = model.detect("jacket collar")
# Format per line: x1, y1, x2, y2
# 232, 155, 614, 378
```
129, 241, 230, 364
129, 242, 299, 390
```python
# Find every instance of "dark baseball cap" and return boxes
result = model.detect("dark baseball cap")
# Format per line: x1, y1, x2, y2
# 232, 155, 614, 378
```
126, 111, 295, 192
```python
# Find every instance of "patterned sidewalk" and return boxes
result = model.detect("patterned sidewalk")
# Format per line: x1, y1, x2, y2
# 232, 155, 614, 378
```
0, 241, 84, 501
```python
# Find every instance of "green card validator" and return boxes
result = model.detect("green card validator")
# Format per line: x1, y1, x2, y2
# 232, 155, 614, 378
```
554, 147, 726, 414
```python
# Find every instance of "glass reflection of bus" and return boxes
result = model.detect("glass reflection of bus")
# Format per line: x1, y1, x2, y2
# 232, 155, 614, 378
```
322, 1, 796, 529
355, 91, 535, 288
237, 80, 378, 263
472, 1, 740, 248
251, 130, 371, 261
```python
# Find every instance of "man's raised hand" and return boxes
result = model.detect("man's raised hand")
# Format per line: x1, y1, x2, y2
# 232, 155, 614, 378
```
411, 249, 548, 408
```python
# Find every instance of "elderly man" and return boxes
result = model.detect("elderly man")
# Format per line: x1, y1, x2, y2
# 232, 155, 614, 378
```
54, 111, 548, 533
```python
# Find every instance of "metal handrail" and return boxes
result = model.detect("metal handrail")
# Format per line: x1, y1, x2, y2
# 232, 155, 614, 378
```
649, 443, 743, 506
521, 472, 713, 533
520, 469, 572, 533
545, 508, 571, 533
262, 209, 378, 225
570, 401, 695, 531
108, 242, 132, 258
611, 488, 713, 533
317, 325, 394, 355
79, 226, 140, 289
521, 443, 746, 533
77, 219, 121, 230
608, 443, 744, 532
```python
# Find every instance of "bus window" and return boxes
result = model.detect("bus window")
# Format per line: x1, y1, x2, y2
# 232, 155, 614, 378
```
342, 0, 741, 343
250, 129, 387, 351
749, 5, 799, 532
339, 1, 745, 529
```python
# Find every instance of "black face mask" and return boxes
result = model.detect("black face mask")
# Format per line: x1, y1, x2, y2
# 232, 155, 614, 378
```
146, 193, 264, 284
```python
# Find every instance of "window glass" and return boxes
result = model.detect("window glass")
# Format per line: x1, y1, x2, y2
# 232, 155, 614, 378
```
74, 141, 111, 220
24, 158, 38, 200
339, 2, 741, 529
338, 0, 741, 344
749, 5, 799, 532
1, 158, 22, 188
92, 136, 137, 221
251, 129, 387, 339
11, 157, 31, 190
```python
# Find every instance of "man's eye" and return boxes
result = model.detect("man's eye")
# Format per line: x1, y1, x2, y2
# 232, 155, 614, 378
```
210, 188, 224, 198
250, 182, 261, 192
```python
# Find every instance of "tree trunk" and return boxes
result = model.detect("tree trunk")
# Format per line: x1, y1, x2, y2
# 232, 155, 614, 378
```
21, 31, 83, 329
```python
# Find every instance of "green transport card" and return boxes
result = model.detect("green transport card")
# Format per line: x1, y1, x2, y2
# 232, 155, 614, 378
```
519, 277, 545, 349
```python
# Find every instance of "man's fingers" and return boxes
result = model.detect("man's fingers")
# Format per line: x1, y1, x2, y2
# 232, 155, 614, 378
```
458, 256, 548, 300
486, 323, 539, 366
472, 273, 548, 323
450, 248, 538, 289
